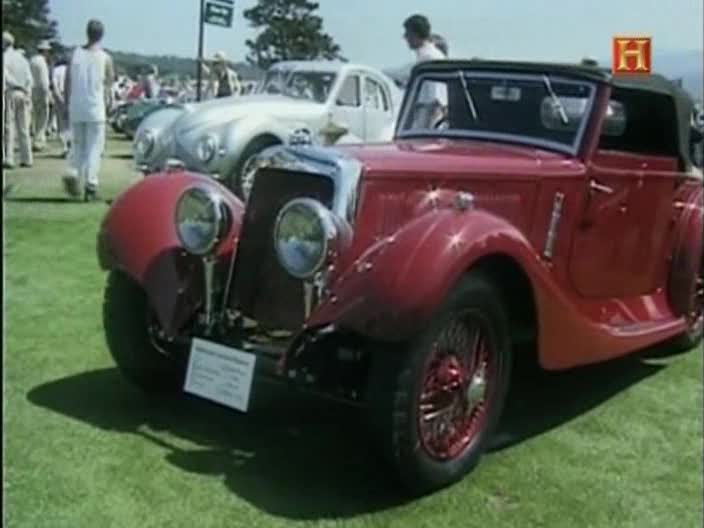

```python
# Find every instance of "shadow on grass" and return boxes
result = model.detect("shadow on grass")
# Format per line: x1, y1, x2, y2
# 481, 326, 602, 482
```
4, 196, 75, 203
27, 348, 669, 520
28, 372, 409, 519
489, 350, 665, 451
111, 153, 134, 160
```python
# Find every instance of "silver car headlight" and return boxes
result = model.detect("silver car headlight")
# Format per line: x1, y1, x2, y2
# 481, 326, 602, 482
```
196, 135, 218, 163
273, 198, 351, 279
175, 187, 229, 255
135, 129, 156, 159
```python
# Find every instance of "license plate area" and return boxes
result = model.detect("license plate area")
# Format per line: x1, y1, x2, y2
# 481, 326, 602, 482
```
183, 338, 257, 412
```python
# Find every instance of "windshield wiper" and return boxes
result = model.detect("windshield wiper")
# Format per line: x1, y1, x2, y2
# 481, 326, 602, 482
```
458, 71, 479, 122
542, 74, 569, 125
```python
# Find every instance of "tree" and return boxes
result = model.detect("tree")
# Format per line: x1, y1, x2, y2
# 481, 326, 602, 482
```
2, 0, 58, 50
243, 0, 345, 69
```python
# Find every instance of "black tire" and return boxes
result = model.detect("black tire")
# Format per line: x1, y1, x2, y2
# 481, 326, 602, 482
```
228, 137, 280, 200
670, 261, 704, 352
103, 271, 186, 394
369, 273, 512, 495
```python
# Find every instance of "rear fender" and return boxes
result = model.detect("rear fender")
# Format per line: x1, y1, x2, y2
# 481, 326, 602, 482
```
306, 207, 540, 341
669, 186, 704, 316
98, 171, 244, 335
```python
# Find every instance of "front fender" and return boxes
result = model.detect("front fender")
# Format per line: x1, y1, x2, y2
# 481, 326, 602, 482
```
219, 117, 291, 175
307, 207, 538, 341
98, 171, 244, 335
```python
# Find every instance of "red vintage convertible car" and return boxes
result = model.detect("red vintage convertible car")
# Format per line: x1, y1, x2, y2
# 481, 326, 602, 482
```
98, 60, 703, 494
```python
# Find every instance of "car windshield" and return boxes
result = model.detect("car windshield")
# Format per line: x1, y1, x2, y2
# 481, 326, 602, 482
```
398, 70, 596, 153
257, 69, 337, 103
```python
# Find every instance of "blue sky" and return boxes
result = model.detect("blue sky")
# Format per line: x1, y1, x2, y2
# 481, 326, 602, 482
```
50, 0, 703, 68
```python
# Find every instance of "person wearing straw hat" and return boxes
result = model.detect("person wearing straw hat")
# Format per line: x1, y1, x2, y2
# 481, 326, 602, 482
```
3, 31, 34, 169
207, 51, 241, 98
30, 40, 52, 151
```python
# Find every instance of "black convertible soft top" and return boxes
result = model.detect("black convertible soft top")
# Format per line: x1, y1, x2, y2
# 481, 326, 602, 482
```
411, 59, 697, 170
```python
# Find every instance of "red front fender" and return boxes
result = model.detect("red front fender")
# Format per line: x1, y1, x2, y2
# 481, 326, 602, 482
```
306, 207, 539, 341
98, 171, 244, 335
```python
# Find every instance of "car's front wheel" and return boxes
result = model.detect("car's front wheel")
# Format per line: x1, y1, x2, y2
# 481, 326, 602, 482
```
103, 271, 186, 394
370, 274, 512, 495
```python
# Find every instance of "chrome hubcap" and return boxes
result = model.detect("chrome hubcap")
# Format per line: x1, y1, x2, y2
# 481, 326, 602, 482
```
465, 364, 487, 412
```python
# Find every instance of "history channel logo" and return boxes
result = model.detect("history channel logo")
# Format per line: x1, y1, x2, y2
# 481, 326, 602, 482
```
612, 36, 652, 75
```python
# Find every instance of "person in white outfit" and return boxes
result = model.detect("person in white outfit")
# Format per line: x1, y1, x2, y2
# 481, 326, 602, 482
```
51, 54, 71, 157
63, 19, 115, 201
30, 40, 52, 151
3, 31, 34, 168
403, 14, 448, 129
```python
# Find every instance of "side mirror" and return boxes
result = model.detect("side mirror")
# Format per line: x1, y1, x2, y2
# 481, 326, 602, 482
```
601, 101, 627, 137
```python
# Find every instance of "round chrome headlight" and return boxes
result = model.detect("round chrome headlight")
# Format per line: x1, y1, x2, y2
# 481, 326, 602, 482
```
135, 129, 155, 158
196, 135, 218, 163
175, 187, 228, 255
274, 198, 350, 279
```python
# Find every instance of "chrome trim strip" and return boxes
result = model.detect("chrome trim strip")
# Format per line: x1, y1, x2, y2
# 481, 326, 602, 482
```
543, 192, 565, 260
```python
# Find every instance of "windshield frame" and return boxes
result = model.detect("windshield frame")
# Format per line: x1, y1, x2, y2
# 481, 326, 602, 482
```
395, 70, 598, 156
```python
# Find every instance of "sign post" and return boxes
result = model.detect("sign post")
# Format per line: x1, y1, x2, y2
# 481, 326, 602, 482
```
196, 0, 235, 101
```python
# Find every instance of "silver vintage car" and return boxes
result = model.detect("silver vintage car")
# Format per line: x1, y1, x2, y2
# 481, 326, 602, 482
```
133, 61, 403, 199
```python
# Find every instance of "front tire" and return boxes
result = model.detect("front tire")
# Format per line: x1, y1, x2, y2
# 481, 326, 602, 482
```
370, 274, 512, 495
103, 271, 186, 394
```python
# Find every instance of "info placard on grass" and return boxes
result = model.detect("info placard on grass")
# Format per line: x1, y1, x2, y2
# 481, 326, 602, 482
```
184, 338, 256, 412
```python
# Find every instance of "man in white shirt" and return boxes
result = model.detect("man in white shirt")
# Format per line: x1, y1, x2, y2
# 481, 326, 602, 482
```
403, 14, 448, 129
3, 31, 34, 168
63, 19, 115, 201
30, 40, 52, 151
51, 55, 71, 157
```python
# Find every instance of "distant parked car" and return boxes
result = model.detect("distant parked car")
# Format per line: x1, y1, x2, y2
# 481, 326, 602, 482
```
133, 61, 402, 200
99, 59, 702, 494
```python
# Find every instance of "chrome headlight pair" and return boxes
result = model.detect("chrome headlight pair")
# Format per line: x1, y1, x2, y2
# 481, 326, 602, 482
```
273, 198, 351, 279
196, 135, 218, 163
175, 187, 230, 255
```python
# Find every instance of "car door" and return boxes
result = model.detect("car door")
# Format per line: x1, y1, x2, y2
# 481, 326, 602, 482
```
362, 75, 394, 142
568, 94, 680, 298
329, 72, 365, 141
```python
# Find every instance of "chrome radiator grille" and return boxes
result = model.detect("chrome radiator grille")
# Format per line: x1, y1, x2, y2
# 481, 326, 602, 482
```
232, 169, 334, 330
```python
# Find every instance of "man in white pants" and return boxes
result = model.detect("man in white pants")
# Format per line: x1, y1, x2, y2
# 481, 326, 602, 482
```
63, 19, 114, 201
30, 40, 52, 151
3, 31, 34, 169
51, 55, 71, 157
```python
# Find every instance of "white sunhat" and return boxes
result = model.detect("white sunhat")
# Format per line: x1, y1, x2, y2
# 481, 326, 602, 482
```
3, 31, 15, 46
213, 50, 227, 62
37, 40, 51, 51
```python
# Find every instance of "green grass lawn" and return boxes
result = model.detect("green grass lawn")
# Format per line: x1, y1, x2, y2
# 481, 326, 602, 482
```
3, 135, 703, 527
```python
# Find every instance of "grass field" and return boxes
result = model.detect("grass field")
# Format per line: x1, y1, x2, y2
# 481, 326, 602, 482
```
3, 134, 703, 527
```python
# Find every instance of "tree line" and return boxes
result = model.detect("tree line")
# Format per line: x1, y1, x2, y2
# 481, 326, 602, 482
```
3, 0, 345, 76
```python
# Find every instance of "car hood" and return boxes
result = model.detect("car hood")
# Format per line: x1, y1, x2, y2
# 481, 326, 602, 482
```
173, 94, 326, 136
336, 138, 581, 178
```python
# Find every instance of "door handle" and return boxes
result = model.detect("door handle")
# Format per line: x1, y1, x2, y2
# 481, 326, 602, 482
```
589, 179, 614, 195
